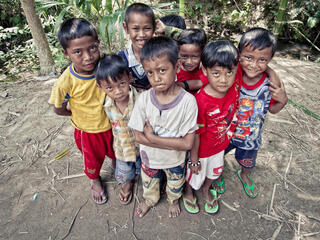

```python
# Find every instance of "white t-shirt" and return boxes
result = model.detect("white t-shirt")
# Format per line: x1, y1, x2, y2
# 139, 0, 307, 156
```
128, 88, 198, 169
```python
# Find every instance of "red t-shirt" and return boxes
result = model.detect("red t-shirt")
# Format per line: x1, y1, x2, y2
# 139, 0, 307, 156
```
195, 73, 241, 158
176, 66, 209, 95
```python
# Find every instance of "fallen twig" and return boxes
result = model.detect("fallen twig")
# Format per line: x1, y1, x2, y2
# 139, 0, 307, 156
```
60, 200, 88, 240
269, 184, 279, 215
250, 209, 283, 222
270, 167, 311, 197
271, 223, 283, 240
181, 231, 207, 240
284, 151, 293, 189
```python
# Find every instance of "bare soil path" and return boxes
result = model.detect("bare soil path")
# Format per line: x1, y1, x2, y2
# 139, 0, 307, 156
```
0, 56, 319, 240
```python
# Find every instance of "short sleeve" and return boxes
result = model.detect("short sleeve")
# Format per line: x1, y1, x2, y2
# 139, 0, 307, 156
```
48, 78, 70, 108
128, 92, 147, 132
195, 93, 206, 135
178, 93, 198, 135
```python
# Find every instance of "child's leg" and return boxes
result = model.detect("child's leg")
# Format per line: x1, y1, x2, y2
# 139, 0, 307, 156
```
115, 159, 138, 204
74, 129, 115, 204
136, 163, 161, 218
235, 148, 258, 197
164, 163, 185, 218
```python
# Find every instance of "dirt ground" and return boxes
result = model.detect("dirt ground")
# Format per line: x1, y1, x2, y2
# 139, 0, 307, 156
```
0, 56, 320, 240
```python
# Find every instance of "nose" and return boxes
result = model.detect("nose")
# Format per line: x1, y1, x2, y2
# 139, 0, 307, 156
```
186, 57, 192, 64
250, 60, 258, 68
154, 73, 161, 82
83, 51, 92, 61
114, 87, 122, 95
220, 75, 227, 83
138, 29, 146, 38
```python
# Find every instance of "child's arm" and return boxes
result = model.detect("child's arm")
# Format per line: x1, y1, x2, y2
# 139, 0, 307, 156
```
176, 80, 203, 91
143, 120, 195, 151
268, 80, 288, 114
133, 130, 166, 149
266, 67, 288, 114
155, 19, 183, 39
53, 105, 72, 116
189, 134, 201, 175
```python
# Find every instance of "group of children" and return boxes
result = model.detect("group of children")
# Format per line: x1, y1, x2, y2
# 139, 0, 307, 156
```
49, 2, 288, 218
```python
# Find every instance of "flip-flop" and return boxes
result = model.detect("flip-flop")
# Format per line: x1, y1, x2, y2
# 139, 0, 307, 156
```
237, 169, 258, 198
204, 189, 219, 214
213, 176, 225, 194
182, 194, 199, 214
119, 188, 133, 205
91, 185, 108, 205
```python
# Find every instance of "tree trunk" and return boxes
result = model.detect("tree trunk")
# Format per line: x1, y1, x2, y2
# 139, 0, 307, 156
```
273, 0, 289, 38
20, 0, 56, 75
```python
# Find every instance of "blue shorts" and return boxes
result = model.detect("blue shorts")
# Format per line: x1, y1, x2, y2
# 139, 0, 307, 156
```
115, 156, 141, 184
225, 142, 258, 169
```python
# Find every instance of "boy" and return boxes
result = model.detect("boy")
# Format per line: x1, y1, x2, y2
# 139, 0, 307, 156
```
48, 18, 116, 205
183, 40, 240, 214
176, 29, 208, 94
118, 3, 156, 91
128, 37, 198, 218
226, 28, 288, 198
96, 54, 140, 205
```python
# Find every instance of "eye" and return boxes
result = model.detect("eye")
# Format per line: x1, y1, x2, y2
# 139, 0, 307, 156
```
259, 58, 267, 63
147, 71, 153, 76
106, 86, 112, 91
245, 56, 252, 60
180, 55, 187, 60
74, 50, 81, 55
159, 68, 166, 73
90, 45, 97, 51
212, 72, 219, 77
120, 81, 127, 86
227, 71, 233, 76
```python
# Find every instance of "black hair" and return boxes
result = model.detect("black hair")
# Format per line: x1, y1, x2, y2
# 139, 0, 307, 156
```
177, 29, 207, 50
160, 14, 186, 30
201, 40, 239, 70
58, 18, 98, 50
140, 36, 179, 67
95, 54, 130, 86
238, 27, 277, 57
124, 3, 156, 30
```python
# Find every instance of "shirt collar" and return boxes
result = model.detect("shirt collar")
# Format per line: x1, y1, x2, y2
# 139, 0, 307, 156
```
127, 45, 140, 68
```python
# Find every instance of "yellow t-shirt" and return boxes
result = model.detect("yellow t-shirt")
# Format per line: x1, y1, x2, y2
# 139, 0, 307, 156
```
48, 65, 111, 133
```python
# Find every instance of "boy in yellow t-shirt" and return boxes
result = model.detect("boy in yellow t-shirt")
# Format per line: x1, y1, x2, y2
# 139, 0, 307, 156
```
48, 18, 116, 205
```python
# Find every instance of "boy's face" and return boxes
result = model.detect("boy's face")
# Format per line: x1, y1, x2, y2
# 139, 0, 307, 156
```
123, 13, 154, 54
240, 45, 273, 82
203, 64, 236, 98
97, 74, 131, 104
142, 54, 178, 93
62, 36, 100, 75
179, 44, 202, 72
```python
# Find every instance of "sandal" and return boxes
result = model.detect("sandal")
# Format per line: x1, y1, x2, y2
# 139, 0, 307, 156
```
119, 188, 133, 205
213, 176, 225, 194
182, 194, 199, 214
204, 189, 219, 214
237, 169, 258, 198
91, 184, 107, 205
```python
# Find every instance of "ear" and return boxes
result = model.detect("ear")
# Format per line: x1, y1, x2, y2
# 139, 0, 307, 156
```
62, 49, 70, 59
202, 66, 208, 76
123, 22, 128, 34
128, 72, 133, 83
174, 62, 180, 74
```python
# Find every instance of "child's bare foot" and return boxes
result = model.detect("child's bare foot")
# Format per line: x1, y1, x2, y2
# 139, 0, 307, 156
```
91, 177, 107, 205
119, 181, 133, 205
136, 201, 151, 218
168, 201, 181, 218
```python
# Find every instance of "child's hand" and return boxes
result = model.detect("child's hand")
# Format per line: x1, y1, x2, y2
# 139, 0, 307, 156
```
269, 80, 288, 105
155, 19, 166, 36
188, 160, 201, 175
143, 120, 154, 139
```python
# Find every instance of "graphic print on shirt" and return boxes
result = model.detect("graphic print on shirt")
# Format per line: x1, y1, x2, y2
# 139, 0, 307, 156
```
206, 103, 235, 146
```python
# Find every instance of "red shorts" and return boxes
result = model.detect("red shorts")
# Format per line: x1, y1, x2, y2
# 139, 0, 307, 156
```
74, 128, 116, 179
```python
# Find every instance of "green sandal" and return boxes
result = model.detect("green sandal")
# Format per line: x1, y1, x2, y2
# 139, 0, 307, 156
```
237, 169, 258, 198
182, 194, 199, 214
213, 176, 225, 194
204, 189, 219, 214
